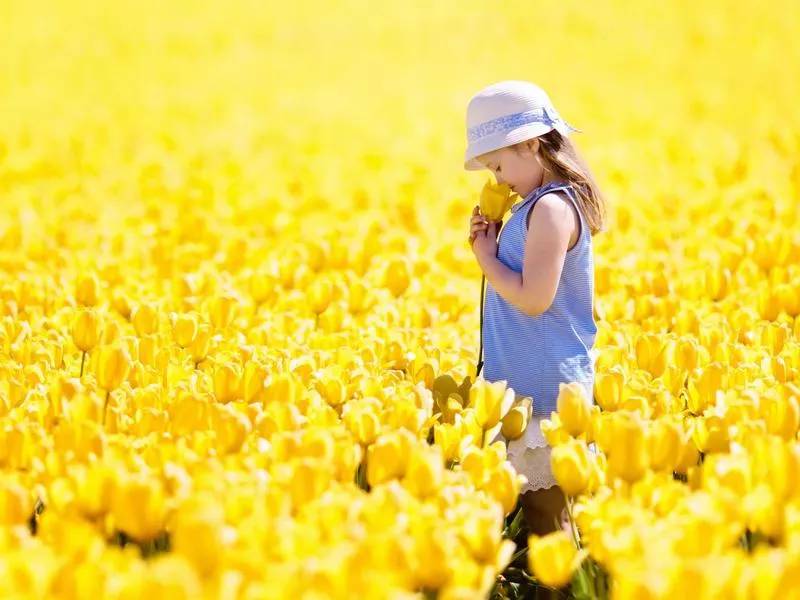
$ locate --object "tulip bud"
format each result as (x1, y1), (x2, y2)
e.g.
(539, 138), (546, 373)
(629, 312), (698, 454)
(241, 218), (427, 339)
(528, 531), (586, 589)
(404, 446), (444, 499)
(556, 382), (592, 437)
(95, 345), (132, 392)
(306, 277), (333, 316)
(172, 498), (226, 575)
(433, 423), (462, 464)
(249, 271), (276, 306)
(479, 179), (514, 222)
(764, 395), (800, 441)
(348, 279), (372, 314)
(501, 396), (532, 441)
(0, 481), (34, 526)
(594, 367), (624, 412)
(649, 418), (686, 472)
(607, 411), (649, 483)
(75, 272), (100, 307)
(131, 303), (159, 337)
(111, 474), (166, 542)
(470, 379), (515, 430)
(243, 362), (268, 403)
(367, 430), (414, 486)
(551, 439), (592, 497)
(171, 313), (199, 348)
(208, 294), (239, 330)
(71, 309), (104, 354)
(483, 462), (523, 515)
(187, 323), (213, 365)
(540, 414), (571, 448)
(345, 407), (381, 446)
(213, 362), (243, 403)
(384, 258), (411, 298)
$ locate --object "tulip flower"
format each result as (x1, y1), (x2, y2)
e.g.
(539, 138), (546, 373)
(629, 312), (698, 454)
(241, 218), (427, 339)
(111, 473), (167, 542)
(171, 312), (199, 348)
(551, 439), (593, 497)
(528, 531), (586, 589)
(556, 382), (592, 437)
(479, 179), (515, 222)
(384, 258), (411, 298)
(75, 272), (100, 307)
(131, 303), (159, 337)
(500, 396), (531, 441)
(71, 308), (104, 376)
(469, 379), (515, 432)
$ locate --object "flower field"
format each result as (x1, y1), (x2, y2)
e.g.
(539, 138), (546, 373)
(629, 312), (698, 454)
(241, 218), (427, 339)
(1, 0), (800, 598)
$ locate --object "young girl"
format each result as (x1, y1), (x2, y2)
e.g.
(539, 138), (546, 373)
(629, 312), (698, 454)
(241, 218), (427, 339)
(465, 80), (605, 536)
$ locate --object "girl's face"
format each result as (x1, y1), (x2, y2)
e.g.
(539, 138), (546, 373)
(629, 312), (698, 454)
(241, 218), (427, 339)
(478, 141), (544, 199)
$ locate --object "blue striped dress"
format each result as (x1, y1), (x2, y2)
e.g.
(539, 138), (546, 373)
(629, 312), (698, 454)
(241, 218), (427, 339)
(482, 181), (596, 417)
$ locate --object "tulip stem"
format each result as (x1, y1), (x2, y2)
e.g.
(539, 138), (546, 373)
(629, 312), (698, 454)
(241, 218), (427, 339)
(103, 391), (110, 424)
(563, 493), (581, 549)
(80, 351), (86, 377)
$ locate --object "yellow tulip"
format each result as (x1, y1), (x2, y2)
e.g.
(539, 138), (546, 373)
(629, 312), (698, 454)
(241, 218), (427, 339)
(367, 430), (413, 486)
(764, 395), (800, 440)
(249, 270), (276, 305)
(187, 322), (213, 364)
(344, 407), (381, 446)
(208, 294), (239, 330)
(306, 277), (333, 315)
(469, 379), (514, 430)
(500, 396), (531, 440)
(404, 446), (444, 499)
(745, 484), (785, 540)
(243, 361), (268, 403)
(131, 303), (159, 337)
(594, 366), (624, 411)
(111, 473), (166, 542)
(528, 531), (585, 589)
(172, 498), (227, 575)
(71, 308), (104, 354)
(95, 345), (132, 392)
(171, 312), (199, 348)
(607, 411), (649, 483)
(347, 279), (373, 314)
(479, 179), (515, 222)
(211, 403), (251, 453)
(540, 413), (571, 447)
(73, 462), (118, 519)
(556, 382), (592, 437)
(551, 438), (592, 497)
(687, 363), (725, 415)
(649, 417), (686, 472)
(213, 362), (243, 403)
(384, 257), (411, 298)
(483, 462), (523, 515)
(0, 480), (33, 526)
(433, 422), (463, 463)
(75, 272), (100, 307)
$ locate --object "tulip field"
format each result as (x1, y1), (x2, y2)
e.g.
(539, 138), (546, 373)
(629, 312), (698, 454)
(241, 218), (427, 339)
(2, 0), (800, 598)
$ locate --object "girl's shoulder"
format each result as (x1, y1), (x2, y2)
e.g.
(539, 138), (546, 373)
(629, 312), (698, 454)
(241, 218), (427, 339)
(525, 183), (581, 234)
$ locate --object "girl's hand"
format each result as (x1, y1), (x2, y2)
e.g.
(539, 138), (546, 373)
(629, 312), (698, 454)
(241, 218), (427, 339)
(469, 205), (499, 263)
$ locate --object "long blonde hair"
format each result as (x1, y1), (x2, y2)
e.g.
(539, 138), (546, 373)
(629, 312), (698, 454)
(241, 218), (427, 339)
(528, 130), (607, 235)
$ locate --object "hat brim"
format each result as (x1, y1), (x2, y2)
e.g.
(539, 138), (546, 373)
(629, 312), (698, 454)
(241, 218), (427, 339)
(463, 122), (580, 171)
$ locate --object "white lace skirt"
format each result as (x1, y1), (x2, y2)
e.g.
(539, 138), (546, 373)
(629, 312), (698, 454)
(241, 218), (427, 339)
(493, 415), (557, 493)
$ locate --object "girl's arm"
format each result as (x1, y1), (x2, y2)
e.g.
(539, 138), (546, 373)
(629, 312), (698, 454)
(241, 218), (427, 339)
(477, 193), (578, 317)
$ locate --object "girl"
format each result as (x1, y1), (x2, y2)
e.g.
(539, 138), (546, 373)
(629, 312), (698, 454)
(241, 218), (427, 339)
(465, 80), (605, 536)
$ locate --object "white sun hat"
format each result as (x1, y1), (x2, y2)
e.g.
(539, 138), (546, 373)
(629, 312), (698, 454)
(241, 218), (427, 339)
(463, 80), (581, 170)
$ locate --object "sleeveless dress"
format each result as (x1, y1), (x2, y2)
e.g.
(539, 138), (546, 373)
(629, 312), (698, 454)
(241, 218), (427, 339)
(483, 181), (597, 492)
